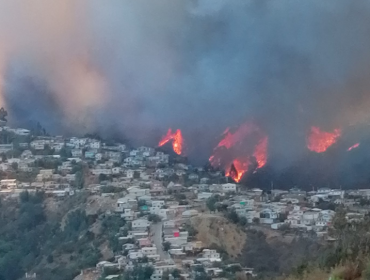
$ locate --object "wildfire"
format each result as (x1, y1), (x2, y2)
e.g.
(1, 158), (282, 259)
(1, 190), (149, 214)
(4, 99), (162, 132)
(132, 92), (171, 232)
(347, 143), (360, 151)
(254, 136), (268, 168)
(216, 122), (258, 149)
(226, 159), (250, 182)
(209, 122), (268, 182)
(307, 126), (341, 153)
(158, 129), (183, 155)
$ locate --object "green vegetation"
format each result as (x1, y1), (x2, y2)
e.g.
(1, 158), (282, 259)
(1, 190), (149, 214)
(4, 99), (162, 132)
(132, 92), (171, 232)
(0, 191), (124, 280)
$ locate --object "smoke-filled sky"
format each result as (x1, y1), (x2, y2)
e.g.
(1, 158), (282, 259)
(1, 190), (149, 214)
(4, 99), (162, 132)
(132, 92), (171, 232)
(2, 0), (370, 163)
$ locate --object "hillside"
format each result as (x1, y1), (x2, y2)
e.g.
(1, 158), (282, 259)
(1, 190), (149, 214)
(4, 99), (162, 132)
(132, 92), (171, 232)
(0, 191), (122, 280)
(191, 214), (246, 258)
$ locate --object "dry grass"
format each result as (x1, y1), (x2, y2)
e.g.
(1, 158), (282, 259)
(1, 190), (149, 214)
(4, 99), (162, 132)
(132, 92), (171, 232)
(277, 268), (330, 280)
(191, 215), (246, 258)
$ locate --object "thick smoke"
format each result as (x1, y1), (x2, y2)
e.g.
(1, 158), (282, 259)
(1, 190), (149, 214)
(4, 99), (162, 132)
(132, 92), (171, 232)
(2, 0), (370, 165)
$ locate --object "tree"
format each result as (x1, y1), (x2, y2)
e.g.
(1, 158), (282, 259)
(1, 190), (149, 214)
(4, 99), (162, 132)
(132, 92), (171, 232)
(20, 191), (30, 203)
(59, 147), (72, 159)
(148, 214), (161, 223)
(123, 265), (154, 280)
(163, 241), (171, 251)
(171, 269), (181, 279)
(47, 254), (54, 263)
(11, 162), (18, 171)
(0, 107), (8, 122)
(99, 173), (109, 182)
(227, 210), (239, 224)
(252, 217), (260, 224)
(239, 216), (247, 226)
(75, 171), (84, 189)
(133, 171), (140, 179)
(206, 197), (216, 212)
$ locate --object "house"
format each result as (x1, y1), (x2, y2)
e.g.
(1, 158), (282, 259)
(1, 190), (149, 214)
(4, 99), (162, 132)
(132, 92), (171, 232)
(188, 174), (199, 181)
(116, 197), (137, 212)
(65, 174), (76, 182)
(149, 208), (169, 220)
(71, 149), (82, 157)
(121, 209), (135, 221)
(126, 170), (135, 179)
(151, 264), (177, 280)
(302, 210), (320, 225)
(39, 169), (54, 179)
(197, 192), (213, 200)
(95, 153), (103, 161)
(209, 184), (222, 192)
(0, 179), (17, 189)
(0, 144), (13, 153)
(85, 151), (96, 159)
(202, 249), (221, 260)
(127, 186), (148, 197)
(13, 128), (31, 136)
(141, 246), (157, 256)
(112, 167), (122, 175)
(21, 150), (33, 159)
(91, 168), (112, 175)
(89, 140), (101, 149)
(222, 183), (237, 193)
(132, 218), (150, 230)
(128, 251), (144, 260)
(138, 146), (155, 157)
(151, 200), (165, 208)
(199, 178), (210, 185)
(30, 141), (45, 150)
(106, 151), (122, 162)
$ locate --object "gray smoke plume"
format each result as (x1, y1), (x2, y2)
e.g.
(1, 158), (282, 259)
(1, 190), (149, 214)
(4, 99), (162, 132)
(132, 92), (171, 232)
(2, 0), (370, 164)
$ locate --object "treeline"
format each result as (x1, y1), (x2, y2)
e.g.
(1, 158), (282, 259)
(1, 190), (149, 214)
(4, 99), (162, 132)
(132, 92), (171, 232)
(0, 191), (114, 280)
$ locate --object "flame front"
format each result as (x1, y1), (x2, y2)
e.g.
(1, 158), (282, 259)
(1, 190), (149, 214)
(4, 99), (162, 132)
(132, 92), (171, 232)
(225, 159), (250, 182)
(254, 136), (268, 168)
(347, 143), (360, 151)
(209, 122), (268, 182)
(158, 129), (183, 155)
(307, 126), (341, 153)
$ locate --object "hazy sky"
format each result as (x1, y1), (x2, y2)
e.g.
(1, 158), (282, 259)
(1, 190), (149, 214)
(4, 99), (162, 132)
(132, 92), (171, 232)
(1, 0), (370, 163)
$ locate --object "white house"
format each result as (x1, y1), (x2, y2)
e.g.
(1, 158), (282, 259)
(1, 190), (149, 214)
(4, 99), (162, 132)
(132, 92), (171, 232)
(151, 264), (177, 280)
(132, 218), (150, 230)
(127, 187), (148, 197)
(141, 246), (157, 256)
(202, 249), (221, 260)
(151, 200), (165, 208)
(222, 183), (237, 193)
(121, 208), (135, 221)
(150, 208), (169, 220)
(197, 192), (213, 200)
(89, 140), (101, 149)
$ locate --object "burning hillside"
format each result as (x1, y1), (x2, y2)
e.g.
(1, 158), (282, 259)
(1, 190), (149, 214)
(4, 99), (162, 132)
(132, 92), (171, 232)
(158, 129), (183, 155)
(307, 126), (341, 153)
(209, 122), (268, 182)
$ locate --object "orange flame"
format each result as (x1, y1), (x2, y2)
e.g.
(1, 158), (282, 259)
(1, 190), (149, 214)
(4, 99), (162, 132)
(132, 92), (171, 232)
(209, 122), (268, 182)
(216, 122), (258, 149)
(307, 126), (341, 153)
(347, 143), (360, 151)
(254, 136), (268, 168)
(158, 129), (183, 155)
(225, 159), (250, 182)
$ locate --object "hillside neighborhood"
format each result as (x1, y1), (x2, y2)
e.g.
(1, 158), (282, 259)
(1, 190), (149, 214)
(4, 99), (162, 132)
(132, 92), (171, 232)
(1, 125), (370, 280)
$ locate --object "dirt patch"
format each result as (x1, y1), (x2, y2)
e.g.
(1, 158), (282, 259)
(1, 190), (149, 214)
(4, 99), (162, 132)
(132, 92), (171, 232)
(85, 195), (116, 215)
(99, 240), (114, 260)
(191, 215), (246, 258)
(249, 224), (295, 244)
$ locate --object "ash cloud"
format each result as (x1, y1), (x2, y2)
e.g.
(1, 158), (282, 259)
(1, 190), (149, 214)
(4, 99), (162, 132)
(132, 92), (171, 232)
(1, 0), (370, 165)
